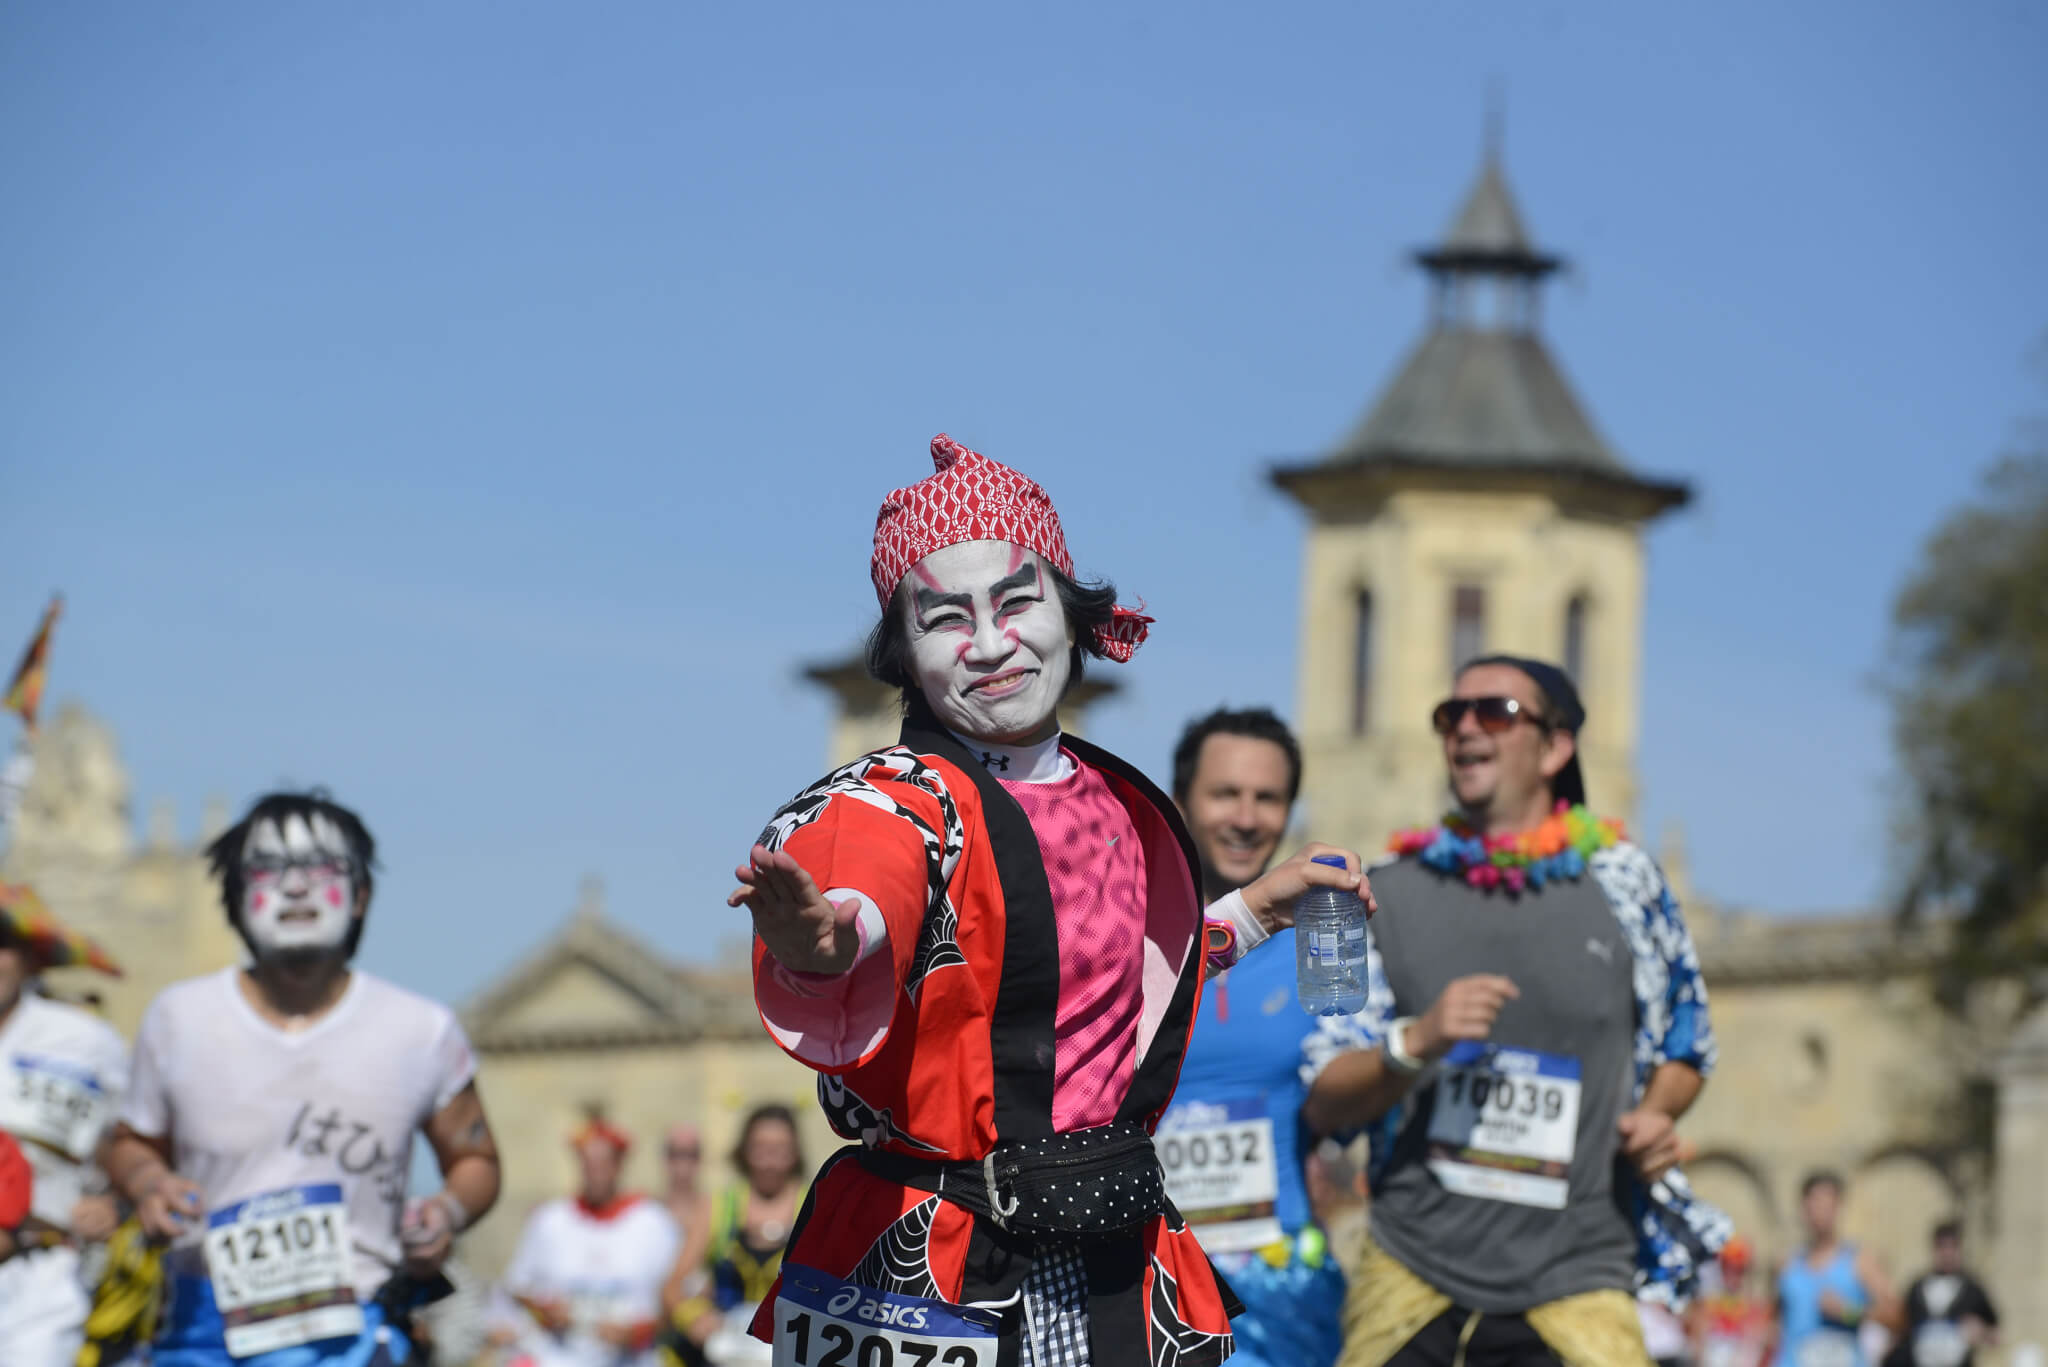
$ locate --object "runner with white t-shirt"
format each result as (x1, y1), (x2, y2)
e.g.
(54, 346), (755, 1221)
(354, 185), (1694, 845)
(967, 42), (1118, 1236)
(105, 792), (503, 1367)
(496, 1120), (680, 1367)
(0, 881), (129, 1367)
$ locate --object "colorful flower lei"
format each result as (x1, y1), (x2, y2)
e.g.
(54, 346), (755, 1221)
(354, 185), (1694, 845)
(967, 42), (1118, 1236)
(1388, 801), (1624, 895)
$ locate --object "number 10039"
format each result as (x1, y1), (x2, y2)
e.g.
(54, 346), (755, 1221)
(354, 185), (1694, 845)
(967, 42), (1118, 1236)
(1442, 1070), (1568, 1122)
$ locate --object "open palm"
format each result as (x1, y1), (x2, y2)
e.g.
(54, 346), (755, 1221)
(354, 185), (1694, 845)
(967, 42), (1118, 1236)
(727, 843), (860, 974)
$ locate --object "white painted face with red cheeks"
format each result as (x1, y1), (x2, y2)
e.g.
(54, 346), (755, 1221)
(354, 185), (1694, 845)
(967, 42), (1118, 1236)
(902, 540), (1074, 745)
(241, 812), (357, 956)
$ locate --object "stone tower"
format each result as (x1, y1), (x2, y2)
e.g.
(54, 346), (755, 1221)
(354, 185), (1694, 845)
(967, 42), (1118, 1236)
(1272, 149), (1689, 853)
(2, 704), (244, 1037)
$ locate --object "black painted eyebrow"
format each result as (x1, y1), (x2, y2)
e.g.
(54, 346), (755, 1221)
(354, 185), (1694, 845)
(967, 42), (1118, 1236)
(914, 587), (974, 616)
(989, 565), (1040, 598)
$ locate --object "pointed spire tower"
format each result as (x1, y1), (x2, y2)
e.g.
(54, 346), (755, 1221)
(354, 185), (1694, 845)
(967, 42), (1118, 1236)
(1272, 145), (1689, 851)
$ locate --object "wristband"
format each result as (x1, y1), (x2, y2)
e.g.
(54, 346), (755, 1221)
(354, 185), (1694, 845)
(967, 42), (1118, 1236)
(1383, 1016), (1426, 1075)
(430, 1189), (473, 1233)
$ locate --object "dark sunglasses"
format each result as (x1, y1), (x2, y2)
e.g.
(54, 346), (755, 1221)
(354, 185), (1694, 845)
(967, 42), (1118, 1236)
(1430, 696), (1549, 737)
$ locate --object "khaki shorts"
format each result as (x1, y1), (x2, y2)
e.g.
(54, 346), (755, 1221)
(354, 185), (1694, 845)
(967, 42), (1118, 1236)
(1337, 1231), (1653, 1367)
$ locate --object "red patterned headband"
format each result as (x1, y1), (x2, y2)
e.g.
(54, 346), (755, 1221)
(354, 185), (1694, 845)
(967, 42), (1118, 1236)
(570, 1118), (633, 1156)
(870, 434), (1152, 662)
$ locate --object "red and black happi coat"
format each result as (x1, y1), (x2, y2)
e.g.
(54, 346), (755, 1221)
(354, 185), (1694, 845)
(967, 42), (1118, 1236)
(745, 703), (1238, 1366)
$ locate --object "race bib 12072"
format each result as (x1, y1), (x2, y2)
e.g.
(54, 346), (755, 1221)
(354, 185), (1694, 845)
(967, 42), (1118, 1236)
(773, 1265), (1001, 1367)
(1155, 1096), (1282, 1254)
(1425, 1042), (1581, 1210)
(204, 1184), (364, 1358)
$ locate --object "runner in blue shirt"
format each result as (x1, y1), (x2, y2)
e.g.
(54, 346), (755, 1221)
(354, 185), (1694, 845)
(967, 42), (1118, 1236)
(1160, 708), (1373, 1367)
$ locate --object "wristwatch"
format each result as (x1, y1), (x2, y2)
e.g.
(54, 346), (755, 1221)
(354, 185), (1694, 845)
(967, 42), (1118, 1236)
(1383, 1016), (1426, 1075)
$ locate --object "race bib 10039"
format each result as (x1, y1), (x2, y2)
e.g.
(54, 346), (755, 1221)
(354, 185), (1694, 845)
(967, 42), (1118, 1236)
(0, 1052), (110, 1160)
(773, 1265), (1001, 1367)
(1155, 1097), (1282, 1254)
(1425, 1042), (1581, 1210)
(204, 1184), (364, 1358)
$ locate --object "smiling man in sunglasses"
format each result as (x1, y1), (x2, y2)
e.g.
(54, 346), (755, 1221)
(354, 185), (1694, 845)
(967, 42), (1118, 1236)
(1305, 657), (1726, 1367)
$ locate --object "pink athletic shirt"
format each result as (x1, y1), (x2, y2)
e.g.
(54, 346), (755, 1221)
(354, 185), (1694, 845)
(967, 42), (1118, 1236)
(997, 756), (1147, 1132)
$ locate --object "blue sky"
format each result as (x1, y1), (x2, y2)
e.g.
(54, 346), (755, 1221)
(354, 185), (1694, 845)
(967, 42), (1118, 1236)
(3, 2), (2043, 1007)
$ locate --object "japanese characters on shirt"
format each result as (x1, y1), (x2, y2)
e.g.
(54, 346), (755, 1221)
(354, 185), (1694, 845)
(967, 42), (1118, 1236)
(120, 967), (476, 1303)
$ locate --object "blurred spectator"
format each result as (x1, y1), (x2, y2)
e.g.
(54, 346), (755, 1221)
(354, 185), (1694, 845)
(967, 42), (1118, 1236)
(495, 1119), (679, 1367)
(1641, 1292), (1691, 1367)
(663, 1104), (806, 1367)
(1880, 1220), (1998, 1367)
(1774, 1172), (1902, 1367)
(659, 1125), (713, 1313)
(1691, 1236), (1772, 1367)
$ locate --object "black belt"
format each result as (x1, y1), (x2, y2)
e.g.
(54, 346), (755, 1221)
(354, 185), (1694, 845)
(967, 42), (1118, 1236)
(858, 1122), (1168, 1240)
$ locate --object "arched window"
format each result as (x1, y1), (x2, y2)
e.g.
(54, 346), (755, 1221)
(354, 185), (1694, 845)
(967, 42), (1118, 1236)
(1563, 593), (1589, 685)
(1450, 584), (1485, 677)
(1351, 589), (1374, 736)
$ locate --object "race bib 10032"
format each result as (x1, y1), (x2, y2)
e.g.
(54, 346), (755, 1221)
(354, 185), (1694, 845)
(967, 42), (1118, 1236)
(1155, 1096), (1282, 1254)
(1425, 1042), (1581, 1210)
(0, 1052), (110, 1160)
(773, 1265), (1001, 1367)
(204, 1184), (364, 1358)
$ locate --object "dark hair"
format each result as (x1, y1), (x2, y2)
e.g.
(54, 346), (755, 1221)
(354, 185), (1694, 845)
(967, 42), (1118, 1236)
(204, 790), (377, 959)
(1932, 1218), (1963, 1244)
(731, 1101), (806, 1181)
(865, 563), (1120, 705)
(1171, 707), (1303, 805)
(1800, 1169), (1844, 1199)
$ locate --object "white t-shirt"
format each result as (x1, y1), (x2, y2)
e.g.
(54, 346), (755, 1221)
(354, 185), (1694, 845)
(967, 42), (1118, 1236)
(120, 967), (476, 1301)
(501, 1196), (680, 1367)
(0, 990), (129, 1228)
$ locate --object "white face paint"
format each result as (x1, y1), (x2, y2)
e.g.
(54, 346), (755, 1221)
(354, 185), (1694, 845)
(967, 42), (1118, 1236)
(902, 540), (1074, 745)
(240, 813), (358, 956)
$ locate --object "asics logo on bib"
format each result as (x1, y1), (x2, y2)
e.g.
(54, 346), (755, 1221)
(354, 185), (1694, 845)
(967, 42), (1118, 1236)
(824, 1285), (930, 1331)
(241, 1187), (317, 1219)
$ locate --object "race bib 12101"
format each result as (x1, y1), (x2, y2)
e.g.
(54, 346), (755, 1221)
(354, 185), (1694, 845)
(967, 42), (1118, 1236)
(1425, 1042), (1581, 1210)
(204, 1184), (364, 1358)
(1155, 1096), (1282, 1254)
(773, 1265), (1001, 1367)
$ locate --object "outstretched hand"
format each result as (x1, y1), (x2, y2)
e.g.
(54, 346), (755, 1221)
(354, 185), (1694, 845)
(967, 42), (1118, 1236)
(1240, 842), (1376, 933)
(728, 844), (862, 975)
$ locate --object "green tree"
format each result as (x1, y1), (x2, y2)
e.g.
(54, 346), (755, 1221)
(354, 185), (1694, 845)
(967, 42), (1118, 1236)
(1888, 369), (2048, 1006)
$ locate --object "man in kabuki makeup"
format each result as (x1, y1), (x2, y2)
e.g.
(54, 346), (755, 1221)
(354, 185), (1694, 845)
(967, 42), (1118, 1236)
(105, 792), (502, 1367)
(727, 435), (1376, 1367)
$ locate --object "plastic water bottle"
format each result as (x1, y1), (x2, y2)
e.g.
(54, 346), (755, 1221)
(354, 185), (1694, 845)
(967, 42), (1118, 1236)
(1295, 854), (1367, 1016)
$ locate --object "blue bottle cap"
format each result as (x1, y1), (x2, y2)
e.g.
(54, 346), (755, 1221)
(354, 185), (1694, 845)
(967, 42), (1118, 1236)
(1311, 854), (1349, 869)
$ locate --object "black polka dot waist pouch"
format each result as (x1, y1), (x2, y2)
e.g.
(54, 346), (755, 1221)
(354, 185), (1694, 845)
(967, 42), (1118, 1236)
(863, 1122), (1168, 1239)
